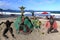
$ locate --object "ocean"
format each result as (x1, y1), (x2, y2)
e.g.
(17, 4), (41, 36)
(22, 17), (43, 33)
(0, 12), (60, 18)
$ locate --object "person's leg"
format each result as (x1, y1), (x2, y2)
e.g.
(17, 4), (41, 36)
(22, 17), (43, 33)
(37, 26), (40, 32)
(53, 29), (58, 32)
(47, 27), (53, 34)
(3, 28), (9, 38)
(19, 25), (23, 31)
(23, 25), (32, 35)
(47, 28), (50, 34)
(9, 27), (15, 38)
(38, 26), (41, 31)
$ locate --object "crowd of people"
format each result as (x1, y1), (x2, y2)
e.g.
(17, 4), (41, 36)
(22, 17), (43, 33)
(0, 16), (59, 39)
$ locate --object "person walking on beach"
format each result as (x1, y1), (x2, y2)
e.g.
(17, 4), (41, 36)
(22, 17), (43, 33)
(0, 20), (15, 39)
(45, 16), (58, 34)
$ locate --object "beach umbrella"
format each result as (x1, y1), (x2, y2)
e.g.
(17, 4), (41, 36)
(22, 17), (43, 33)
(38, 12), (51, 19)
(42, 12), (48, 14)
(39, 12), (51, 16)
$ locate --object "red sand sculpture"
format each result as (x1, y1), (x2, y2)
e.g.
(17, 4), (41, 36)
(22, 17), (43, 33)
(45, 16), (58, 33)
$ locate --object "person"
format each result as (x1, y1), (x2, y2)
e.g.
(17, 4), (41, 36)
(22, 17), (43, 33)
(19, 16), (33, 34)
(32, 16), (41, 32)
(19, 16), (25, 32)
(45, 16), (58, 34)
(0, 20), (15, 39)
(24, 16), (33, 33)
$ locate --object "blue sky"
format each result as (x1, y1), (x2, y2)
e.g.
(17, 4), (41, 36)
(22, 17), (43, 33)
(0, 0), (60, 11)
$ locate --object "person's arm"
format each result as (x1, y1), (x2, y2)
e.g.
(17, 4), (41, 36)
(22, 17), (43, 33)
(0, 22), (5, 25)
(11, 21), (14, 24)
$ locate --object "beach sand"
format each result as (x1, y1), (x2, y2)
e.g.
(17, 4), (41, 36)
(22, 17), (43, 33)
(0, 17), (60, 40)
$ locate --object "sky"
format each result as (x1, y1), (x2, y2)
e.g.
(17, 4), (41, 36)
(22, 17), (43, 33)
(0, 0), (60, 11)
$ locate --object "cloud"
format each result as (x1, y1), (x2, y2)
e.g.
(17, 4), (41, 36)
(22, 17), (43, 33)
(0, 1), (12, 10)
(0, 0), (23, 10)
(45, 0), (56, 3)
(29, 0), (56, 4)
(0, 1), (9, 6)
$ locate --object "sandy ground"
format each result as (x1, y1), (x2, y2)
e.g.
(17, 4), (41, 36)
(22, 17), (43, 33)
(0, 17), (60, 40)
